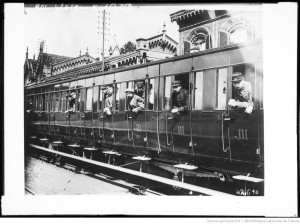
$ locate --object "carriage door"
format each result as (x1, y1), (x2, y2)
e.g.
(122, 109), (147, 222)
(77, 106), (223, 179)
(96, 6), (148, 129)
(171, 73), (192, 154)
(131, 80), (147, 148)
(160, 73), (192, 154)
(191, 69), (228, 158)
(92, 76), (104, 143)
(228, 63), (259, 163)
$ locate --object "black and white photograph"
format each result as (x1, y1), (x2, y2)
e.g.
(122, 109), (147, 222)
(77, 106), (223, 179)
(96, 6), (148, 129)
(2, 3), (298, 216)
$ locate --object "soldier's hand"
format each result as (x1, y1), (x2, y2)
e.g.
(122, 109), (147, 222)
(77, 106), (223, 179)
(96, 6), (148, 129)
(245, 105), (253, 114)
(132, 108), (139, 113)
(171, 108), (179, 113)
(228, 99), (238, 107)
(106, 109), (112, 115)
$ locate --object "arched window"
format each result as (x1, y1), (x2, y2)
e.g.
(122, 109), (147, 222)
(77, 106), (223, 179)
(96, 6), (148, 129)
(220, 17), (253, 46)
(185, 27), (211, 53)
(229, 25), (249, 44)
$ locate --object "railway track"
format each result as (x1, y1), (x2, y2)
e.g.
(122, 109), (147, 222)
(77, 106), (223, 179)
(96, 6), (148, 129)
(26, 153), (165, 195)
(26, 144), (233, 196)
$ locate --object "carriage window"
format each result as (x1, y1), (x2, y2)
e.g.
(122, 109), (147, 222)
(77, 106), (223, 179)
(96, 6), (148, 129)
(148, 79), (155, 110)
(125, 82), (133, 110)
(60, 92), (66, 112)
(203, 69), (217, 110)
(115, 84), (120, 111)
(77, 90), (81, 111)
(55, 92), (60, 112)
(232, 63), (255, 106)
(98, 86), (103, 111)
(194, 71), (204, 110)
(164, 76), (171, 110)
(41, 94), (46, 111)
(45, 94), (49, 112)
(67, 90), (76, 111)
(86, 88), (93, 111)
(93, 86), (99, 111)
(216, 68), (228, 110)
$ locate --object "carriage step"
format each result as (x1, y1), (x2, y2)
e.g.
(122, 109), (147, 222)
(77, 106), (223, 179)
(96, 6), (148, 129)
(233, 175), (264, 183)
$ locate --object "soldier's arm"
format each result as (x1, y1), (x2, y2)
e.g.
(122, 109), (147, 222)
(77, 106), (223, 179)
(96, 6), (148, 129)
(236, 83), (253, 108)
(178, 90), (189, 112)
(136, 97), (145, 111)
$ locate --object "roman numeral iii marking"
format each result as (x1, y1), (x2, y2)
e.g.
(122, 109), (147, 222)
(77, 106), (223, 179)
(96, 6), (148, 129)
(238, 129), (248, 140)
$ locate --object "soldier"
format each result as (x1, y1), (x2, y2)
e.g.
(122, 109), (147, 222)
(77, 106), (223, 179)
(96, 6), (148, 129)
(125, 88), (144, 113)
(134, 81), (145, 99)
(66, 91), (76, 112)
(102, 85), (114, 116)
(170, 80), (189, 115)
(228, 72), (253, 114)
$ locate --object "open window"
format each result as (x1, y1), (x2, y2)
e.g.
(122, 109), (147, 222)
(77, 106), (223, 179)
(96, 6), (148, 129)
(85, 87), (93, 111)
(163, 76), (172, 110)
(231, 63), (256, 107)
(148, 79), (155, 110)
(115, 83), (120, 111)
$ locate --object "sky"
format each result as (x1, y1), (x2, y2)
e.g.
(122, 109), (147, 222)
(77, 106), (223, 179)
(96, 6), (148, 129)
(24, 4), (185, 59)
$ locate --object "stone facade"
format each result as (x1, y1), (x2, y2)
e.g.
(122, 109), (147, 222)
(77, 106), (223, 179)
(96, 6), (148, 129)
(170, 10), (262, 55)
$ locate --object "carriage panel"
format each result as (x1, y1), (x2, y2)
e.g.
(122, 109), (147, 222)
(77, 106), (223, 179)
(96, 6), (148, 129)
(193, 51), (229, 71)
(160, 58), (193, 76)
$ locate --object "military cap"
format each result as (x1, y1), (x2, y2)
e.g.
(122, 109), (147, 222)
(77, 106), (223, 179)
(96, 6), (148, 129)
(172, 80), (182, 87)
(125, 88), (134, 93)
(231, 72), (243, 82)
(135, 81), (145, 88)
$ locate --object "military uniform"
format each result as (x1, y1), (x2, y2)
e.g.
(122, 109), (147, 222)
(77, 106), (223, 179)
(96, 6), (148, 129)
(232, 81), (253, 108)
(104, 93), (114, 111)
(171, 88), (189, 112)
(128, 94), (144, 112)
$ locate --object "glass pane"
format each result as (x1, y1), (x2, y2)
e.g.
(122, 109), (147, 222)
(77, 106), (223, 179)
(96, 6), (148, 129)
(55, 92), (60, 112)
(148, 79), (155, 110)
(93, 86), (99, 111)
(77, 89), (81, 111)
(86, 88), (93, 111)
(194, 72), (203, 110)
(164, 76), (171, 110)
(115, 84), (120, 110)
(61, 92), (66, 112)
(41, 94), (45, 111)
(98, 86), (103, 111)
(216, 68), (228, 110)
(86, 78), (94, 87)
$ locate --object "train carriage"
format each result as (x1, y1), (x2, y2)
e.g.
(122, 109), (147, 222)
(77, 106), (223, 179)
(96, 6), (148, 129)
(24, 9), (264, 193)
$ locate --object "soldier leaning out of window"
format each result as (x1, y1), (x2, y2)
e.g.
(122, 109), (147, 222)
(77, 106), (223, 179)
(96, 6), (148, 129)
(66, 91), (76, 112)
(134, 81), (145, 99)
(125, 88), (144, 113)
(170, 80), (189, 117)
(102, 85), (114, 116)
(228, 72), (253, 114)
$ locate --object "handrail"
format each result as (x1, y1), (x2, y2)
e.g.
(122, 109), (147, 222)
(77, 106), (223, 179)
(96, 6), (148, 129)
(127, 113), (134, 142)
(165, 114), (173, 149)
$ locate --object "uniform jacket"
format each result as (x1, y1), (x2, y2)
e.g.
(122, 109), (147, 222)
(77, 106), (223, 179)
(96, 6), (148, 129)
(233, 81), (253, 108)
(171, 88), (189, 112)
(104, 93), (114, 110)
(128, 94), (144, 112)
